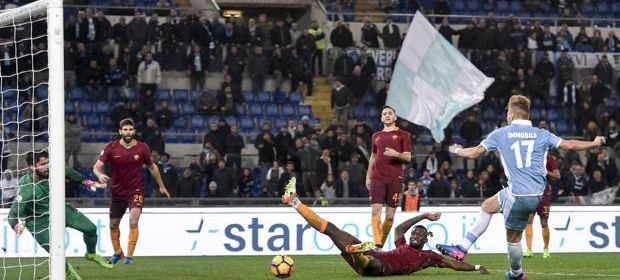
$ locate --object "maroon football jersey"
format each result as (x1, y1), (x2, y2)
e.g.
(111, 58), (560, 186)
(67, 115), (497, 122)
(99, 139), (153, 198)
(370, 129), (412, 180)
(367, 236), (444, 275)
(544, 155), (558, 196)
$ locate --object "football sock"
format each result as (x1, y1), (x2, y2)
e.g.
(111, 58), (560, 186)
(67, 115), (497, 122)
(351, 253), (370, 269)
(525, 224), (533, 251)
(542, 226), (550, 249)
(127, 227), (139, 257)
(461, 211), (492, 250)
(380, 219), (393, 247)
(371, 216), (382, 247)
(507, 242), (523, 276)
(110, 229), (122, 255)
(296, 203), (328, 233)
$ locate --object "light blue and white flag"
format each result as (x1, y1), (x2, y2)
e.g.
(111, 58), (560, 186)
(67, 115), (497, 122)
(387, 11), (494, 142)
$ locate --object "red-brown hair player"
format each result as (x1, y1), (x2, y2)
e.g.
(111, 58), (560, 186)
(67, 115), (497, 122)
(93, 118), (170, 265)
(365, 105), (412, 250)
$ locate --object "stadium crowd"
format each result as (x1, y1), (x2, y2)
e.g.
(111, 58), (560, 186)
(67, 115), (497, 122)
(0, 1), (618, 206)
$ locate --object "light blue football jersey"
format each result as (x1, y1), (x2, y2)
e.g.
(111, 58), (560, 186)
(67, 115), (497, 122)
(481, 119), (562, 196)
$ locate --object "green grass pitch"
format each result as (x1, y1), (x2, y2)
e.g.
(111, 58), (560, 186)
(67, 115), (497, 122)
(1, 253), (619, 279)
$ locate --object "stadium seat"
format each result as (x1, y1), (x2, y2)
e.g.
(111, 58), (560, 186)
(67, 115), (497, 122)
(496, 0), (508, 12)
(78, 101), (93, 113)
(173, 89), (189, 102)
(155, 89), (171, 100)
(289, 91), (302, 104)
(256, 91), (271, 103)
(596, 2), (609, 13)
(546, 109), (559, 122)
(181, 103), (195, 115)
(366, 106), (379, 118)
(354, 105), (366, 118)
(466, 0), (480, 11)
(256, 117), (272, 128)
(163, 128), (177, 143)
(173, 117), (188, 129)
(242, 91), (255, 103)
(86, 115), (101, 127)
(510, 1), (523, 12)
(265, 104), (279, 116)
(363, 92), (376, 105)
(65, 101), (76, 114)
(612, 2), (620, 14)
(274, 117), (287, 129)
(249, 103), (263, 116)
(190, 115), (204, 129)
(297, 105), (311, 116)
(240, 116), (254, 131)
(280, 104), (295, 116)
(125, 88), (138, 100)
(190, 89), (201, 101)
(36, 85), (48, 100)
(582, 3), (594, 15)
(224, 115), (238, 126)
(94, 101), (109, 113)
(235, 104), (246, 115)
(70, 87), (85, 100)
(273, 91), (288, 104)
(452, 0), (465, 11)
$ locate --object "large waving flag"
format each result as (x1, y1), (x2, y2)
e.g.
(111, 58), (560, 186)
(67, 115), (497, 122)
(387, 11), (494, 142)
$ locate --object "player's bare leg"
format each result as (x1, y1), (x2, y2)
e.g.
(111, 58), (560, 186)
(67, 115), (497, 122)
(109, 217), (125, 264)
(524, 213), (535, 258)
(541, 217), (550, 259)
(125, 207), (142, 265)
(437, 193), (498, 261)
(370, 203), (383, 249)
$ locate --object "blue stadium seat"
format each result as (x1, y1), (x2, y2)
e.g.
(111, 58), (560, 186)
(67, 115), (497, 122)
(274, 118), (287, 129)
(78, 100), (93, 113)
(297, 105), (311, 116)
(36, 85), (48, 100)
(354, 105), (366, 118)
(530, 108), (541, 120)
(224, 115), (238, 126)
(80, 129), (93, 142)
(265, 104), (279, 116)
(242, 91), (255, 103)
(65, 101), (76, 114)
(173, 117), (188, 129)
(173, 89), (189, 102)
(546, 108), (559, 121)
(249, 103), (263, 115)
(363, 92), (376, 105)
(556, 120), (569, 136)
(235, 104), (246, 115)
(366, 106), (379, 118)
(181, 103), (195, 115)
(452, 0), (465, 11)
(273, 91), (288, 104)
(256, 91), (271, 103)
(256, 117), (272, 128)
(466, 0), (480, 11)
(163, 128), (177, 143)
(510, 1), (523, 12)
(190, 115), (204, 129)
(155, 89), (171, 100)
(240, 116), (254, 131)
(612, 2), (620, 14)
(190, 89), (201, 101)
(496, 0), (508, 12)
(582, 3), (594, 15)
(289, 91), (302, 104)
(280, 104), (295, 116)
(70, 87), (85, 100)
(94, 101), (109, 113)
(125, 88), (138, 100)
(86, 115), (101, 127)
(596, 2), (609, 13)
(102, 115), (114, 128)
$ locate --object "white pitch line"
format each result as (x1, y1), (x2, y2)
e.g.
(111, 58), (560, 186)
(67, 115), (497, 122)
(489, 269), (620, 278)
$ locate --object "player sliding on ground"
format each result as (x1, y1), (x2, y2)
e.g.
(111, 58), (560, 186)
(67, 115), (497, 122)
(435, 95), (607, 280)
(93, 118), (170, 265)
(8, 150), (113, 280)
(281, 177), (489, 276)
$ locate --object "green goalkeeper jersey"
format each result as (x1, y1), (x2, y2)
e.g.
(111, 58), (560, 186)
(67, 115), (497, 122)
(7, 166), (84, 228)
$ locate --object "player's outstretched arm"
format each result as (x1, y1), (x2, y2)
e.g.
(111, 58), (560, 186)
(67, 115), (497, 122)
(439, 258), (489, 274)
(365, 153), (375, 190)
(394, 213), (441, 240)
(559, 136), (606, 151)
(448, 144), (486, 159)
(147, 163), (170, 198)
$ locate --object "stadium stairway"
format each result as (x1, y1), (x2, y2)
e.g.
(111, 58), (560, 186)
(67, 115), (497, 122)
(304, 76), (334, 127)
(354, 0), (384, 22)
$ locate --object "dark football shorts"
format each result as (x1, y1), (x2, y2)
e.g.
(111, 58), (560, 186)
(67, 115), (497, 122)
(370, 177), (402, 208)
(109, 192), (144, 219)
(535, 191), (551, 219)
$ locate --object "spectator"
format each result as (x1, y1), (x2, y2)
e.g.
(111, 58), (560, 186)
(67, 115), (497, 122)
(422, 151), (439, 176)
(110, 102), (130, 127)
(461, 170), (478, 197)
(1, 169), (18, 203)
(353, 136), (370, 168)
(308, 20), (326, 76)
(155, 100), (174, 129)
(418, 169), (433, 197)
(255, 122), (276, 182)
(586, 169), (609, 195)
(126, 11), (148, 50)
(137, 52), (161, 95)
(275, 126), (294, 164)
(288, 22), (302, 49)
(603, 30), (620, 52)
(344, 154), (367, 198)
(104, 57), (127, 103)
(187, 44), (209, 91)
(64, 114), (82, 169)
(534, 52), (555, 94)
(266, 160), (285, 196)
(457, 20), (477, 53)
(296, 29), (316, 70)
(331, 78), (352, 125)
(145, 129), (166, 155)
(563, 163), (588, 197)
(428, 172), (449, 198)
(556, 50), (575, 99)
(335, 169), (352, 199)
(204, 120), (228, 156)
(225, 124), (245, 173)
(593, 55), (613, 86)
(459, 113), (483, 148)
(330, 21), (353, 49)
(287, 49), (313, 98)
(381, 18), (401, 48)
(316, 149), (335, 186)
(270, 19), (291, 48)
(573, 27), (593, 52)
(333, 50), (355, 84)
(591, 29), (604, 52)
(247, 45), (269, 92)
(248, 17), (264, 46)
(320, 173), (338, 204)
(586, 150), (618, 185)
(83, 59), (103, 99)
(294, 138), (321, 197)
(157, 153), (178, 197)
(538, 26), (556, 51)
(223, 45), (245, 85)
(212, 159), (238, 197)
(448, 179), (462, 199)
(438, 18), (456, 44)
(589, 74), (610, 109)
(402, 180), (420, 211)
(361, 17), (380, 48)
(112, 16), (129, 54)
(205, 181), (223, 198)
(217, 84), (238, 115)
(278, 160), (301, 195)
(195, 89), (219, 114)
(433, 0), (451, 23)
(238, 168), (255, 198)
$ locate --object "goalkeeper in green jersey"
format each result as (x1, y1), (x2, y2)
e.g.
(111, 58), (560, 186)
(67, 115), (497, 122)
(8, 150), (113, 280)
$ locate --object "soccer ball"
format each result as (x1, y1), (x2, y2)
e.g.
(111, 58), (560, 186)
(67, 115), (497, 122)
(270, 255), (295, 278)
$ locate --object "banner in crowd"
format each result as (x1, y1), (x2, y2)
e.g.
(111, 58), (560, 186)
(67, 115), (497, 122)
(545, 51), (620, 69)
(343, 48), (398, 82)
(1, 206), (619, 257)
